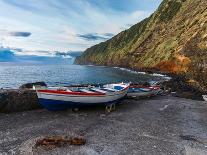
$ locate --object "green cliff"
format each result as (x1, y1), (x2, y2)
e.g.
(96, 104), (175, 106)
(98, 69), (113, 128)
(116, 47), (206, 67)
(75, 0), (207, 88)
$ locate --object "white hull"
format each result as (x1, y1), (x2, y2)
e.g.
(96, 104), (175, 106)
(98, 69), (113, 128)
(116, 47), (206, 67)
(37, 90), (127, 104)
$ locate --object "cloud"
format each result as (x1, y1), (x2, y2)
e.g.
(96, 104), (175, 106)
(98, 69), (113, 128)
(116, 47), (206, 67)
(0, 29), (31, 37)
(0, 47), (16, 62)
(66, 51), (83, 57)
(55, 51), (83, 58)
(0, 47), (76, 64)
(9, 31), (31, 37)
(2, 0), (40, 12)
(55, 51), (72, 58)
(77, 33), (113, 41)
(77, 33), (106, 41)
(0, 0), (162, 52)
(104, 33), (114, 37)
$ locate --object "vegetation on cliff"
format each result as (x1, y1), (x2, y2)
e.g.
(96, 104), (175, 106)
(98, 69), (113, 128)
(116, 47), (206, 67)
(75, 0), (207, 89)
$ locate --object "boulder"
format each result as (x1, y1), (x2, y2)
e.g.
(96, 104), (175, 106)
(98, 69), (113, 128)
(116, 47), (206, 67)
(161, 75), (204, 100)
(19, 82), (47, 90)
(0, 89), (42, 113)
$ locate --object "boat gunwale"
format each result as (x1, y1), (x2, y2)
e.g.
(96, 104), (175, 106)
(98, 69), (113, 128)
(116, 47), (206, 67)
(37, 91), (128, 98)
(37, 89), (105, 96)
(129, 85), (160, 89)
(37, 85), (129, 96)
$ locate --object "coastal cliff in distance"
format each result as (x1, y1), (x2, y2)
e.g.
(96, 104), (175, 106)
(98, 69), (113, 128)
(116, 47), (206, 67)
(75, 0), (207, 88)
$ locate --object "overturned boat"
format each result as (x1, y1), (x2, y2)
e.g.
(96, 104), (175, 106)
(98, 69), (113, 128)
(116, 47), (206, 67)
(35, 83), (129, 111)
(127, 84), (161, 98)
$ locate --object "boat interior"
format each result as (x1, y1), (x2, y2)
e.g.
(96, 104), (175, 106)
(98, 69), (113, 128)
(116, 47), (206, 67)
(46, 83), (126, 94)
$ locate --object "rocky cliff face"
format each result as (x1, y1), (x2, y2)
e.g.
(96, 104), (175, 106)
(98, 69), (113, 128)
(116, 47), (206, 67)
(75, 0), (207, 87)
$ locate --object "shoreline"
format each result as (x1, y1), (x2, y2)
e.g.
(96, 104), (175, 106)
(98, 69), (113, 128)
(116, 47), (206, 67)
(78, 64), (206, 99)
(78, 64), (172, 77)
(0, 69), (205, 113)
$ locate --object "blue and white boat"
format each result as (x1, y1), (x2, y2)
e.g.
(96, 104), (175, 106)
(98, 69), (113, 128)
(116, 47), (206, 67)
(36, 83), (129, 111)
(127, 84), (161, 97)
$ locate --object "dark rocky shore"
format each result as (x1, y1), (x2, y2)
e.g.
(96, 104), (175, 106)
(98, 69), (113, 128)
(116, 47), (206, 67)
(1, 96), (207, 154)
(0, 82), (46, 113)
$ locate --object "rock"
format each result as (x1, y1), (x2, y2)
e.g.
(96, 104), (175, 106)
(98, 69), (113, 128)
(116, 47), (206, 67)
(19, 82), (47, 90)
(160, 75), (204, 100)
(0, 89), (42, 113)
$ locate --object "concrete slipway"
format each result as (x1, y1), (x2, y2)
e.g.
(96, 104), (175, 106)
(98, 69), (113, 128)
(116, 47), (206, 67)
(1, 96), (207, 155)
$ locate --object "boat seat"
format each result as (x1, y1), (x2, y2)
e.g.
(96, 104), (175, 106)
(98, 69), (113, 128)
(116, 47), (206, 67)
(114, 86), (124, 90)
(79, 89), (96, 93)
(91, 88), (107, 93)
(57, 87), (69, 91)
(102, 87), (117, 92)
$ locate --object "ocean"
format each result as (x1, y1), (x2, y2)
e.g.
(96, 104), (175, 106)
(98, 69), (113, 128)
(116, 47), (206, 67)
(0, 64), (169, 88)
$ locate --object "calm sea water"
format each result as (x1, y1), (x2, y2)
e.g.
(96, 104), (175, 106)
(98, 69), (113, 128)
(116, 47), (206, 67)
(0, 64), (168, 88)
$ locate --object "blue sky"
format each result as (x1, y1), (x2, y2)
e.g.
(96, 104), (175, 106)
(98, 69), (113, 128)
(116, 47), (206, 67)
(0, 0), (162, 56)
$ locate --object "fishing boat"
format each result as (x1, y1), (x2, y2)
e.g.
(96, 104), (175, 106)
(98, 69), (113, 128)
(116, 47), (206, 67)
(202, 95), (207, 101)
(127, 84), (161, 98)
(35, 83), (129, 111)
(151, 86), (163, 95)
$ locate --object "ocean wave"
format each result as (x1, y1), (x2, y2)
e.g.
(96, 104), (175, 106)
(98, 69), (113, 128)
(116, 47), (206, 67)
(114, 67), (147, 75)
(152, 73), (165, 77)
(114, 67), (141, 74)
(113, 66), (171, 80)
(86, 65), (108, 68)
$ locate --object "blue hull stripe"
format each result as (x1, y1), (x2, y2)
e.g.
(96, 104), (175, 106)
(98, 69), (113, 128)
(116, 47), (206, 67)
(39, 98), (123, 111)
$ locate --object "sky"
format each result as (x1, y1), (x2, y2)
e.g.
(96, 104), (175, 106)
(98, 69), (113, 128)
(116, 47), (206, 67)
(0, 0), (162, 56)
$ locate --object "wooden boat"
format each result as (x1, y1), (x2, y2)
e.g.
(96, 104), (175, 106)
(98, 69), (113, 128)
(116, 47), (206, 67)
(35, 83), (129, 111)
(202, 95), (207, 101)
(127, 84), (161, 98)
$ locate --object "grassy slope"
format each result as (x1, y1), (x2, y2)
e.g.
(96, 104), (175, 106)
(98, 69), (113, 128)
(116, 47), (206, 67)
(75, 0), (207, 86)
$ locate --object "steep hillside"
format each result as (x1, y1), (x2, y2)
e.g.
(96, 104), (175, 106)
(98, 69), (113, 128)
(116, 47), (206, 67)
(75, 0), (207, 87)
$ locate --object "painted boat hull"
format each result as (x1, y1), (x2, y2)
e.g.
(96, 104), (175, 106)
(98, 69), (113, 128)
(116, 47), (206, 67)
(151, 87), (163, 96)
(127, 86), (161, 97)
(38, 98), (123, 111)
(127, 91), (153, 97)
(36, 85), (129, 111)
